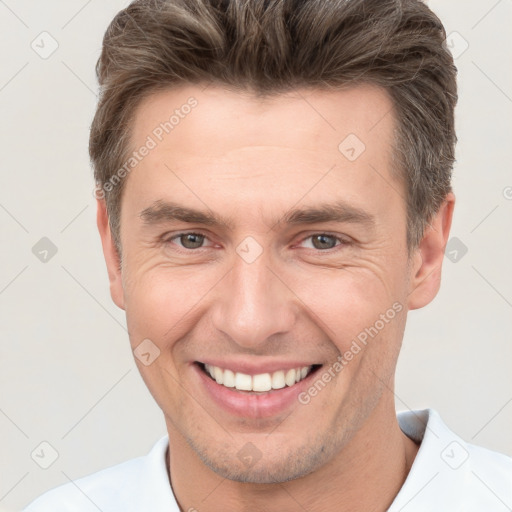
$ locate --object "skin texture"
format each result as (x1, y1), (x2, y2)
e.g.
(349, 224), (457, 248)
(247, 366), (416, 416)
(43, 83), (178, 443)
(97, 84), (454, 512)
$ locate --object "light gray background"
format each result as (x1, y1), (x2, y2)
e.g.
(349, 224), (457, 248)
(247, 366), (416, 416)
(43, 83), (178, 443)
(0, 1), (511, 510)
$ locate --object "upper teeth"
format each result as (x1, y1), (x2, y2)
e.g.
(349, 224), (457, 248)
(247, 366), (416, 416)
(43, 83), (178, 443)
(204, 364), (312, 392)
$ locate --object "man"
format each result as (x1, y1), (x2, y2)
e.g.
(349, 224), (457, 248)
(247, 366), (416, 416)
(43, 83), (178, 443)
(24, 0), (512, 510)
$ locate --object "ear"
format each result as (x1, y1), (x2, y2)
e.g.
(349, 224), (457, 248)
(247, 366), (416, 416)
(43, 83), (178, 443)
(96, 199), (125, 310)
(407, 192), (455, 310)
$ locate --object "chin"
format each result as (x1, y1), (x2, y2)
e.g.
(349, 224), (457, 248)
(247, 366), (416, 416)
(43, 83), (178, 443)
(188, 432), (338, 484)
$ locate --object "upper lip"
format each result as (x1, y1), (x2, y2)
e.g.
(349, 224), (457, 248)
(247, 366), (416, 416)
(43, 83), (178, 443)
(196, 359), (321, 375)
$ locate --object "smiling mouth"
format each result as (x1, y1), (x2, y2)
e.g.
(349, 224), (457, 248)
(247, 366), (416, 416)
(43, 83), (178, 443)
(196, 362), (322, 393)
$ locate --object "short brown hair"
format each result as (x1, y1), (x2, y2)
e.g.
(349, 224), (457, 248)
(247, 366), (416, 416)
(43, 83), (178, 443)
(90, 0), (457, 253)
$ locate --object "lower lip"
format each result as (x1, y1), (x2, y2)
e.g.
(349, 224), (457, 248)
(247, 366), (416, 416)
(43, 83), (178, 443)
(193, 364), (320, 419)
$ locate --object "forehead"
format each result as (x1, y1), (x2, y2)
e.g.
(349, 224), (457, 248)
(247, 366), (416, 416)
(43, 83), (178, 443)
(130, 83), (396, 162)
(123, 83), (403, 230)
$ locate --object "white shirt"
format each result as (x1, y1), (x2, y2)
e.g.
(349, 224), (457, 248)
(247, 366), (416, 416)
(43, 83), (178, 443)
(24, 409), (512, 511)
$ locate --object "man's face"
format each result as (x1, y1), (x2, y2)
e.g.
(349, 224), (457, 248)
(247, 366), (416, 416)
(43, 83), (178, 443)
(104, 84), (423, 482)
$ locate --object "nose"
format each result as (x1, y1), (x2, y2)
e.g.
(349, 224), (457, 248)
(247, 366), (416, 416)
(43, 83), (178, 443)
(211, 246), (297, 350)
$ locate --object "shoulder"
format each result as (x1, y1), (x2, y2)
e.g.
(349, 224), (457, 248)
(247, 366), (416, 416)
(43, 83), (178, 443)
(23, 454), (150, 512)
(23, 436), (172, 512)
(464, 441), (512, 508)
(392, 409), (512, 511)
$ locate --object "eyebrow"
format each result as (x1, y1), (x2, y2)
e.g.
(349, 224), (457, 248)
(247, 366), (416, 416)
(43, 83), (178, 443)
(140, 200), (234, 229)
(282, 202), (374, 227)
(139, 199), (375, 230)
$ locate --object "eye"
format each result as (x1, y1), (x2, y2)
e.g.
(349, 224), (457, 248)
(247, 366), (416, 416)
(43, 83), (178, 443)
(166, 232), (211, 250)
(161, 232), (347, 253)
(299, 233), (344, 250)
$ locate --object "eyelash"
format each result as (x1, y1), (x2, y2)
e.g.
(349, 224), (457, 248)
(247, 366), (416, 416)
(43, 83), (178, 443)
(162, 231), (349, 253)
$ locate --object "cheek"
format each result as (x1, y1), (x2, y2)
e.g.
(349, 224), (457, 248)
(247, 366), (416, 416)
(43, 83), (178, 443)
(287, 265), (404, 347)
(286, 264), (408, 396)
(121, 264), (221, 413)
(121, 263), (220, 349)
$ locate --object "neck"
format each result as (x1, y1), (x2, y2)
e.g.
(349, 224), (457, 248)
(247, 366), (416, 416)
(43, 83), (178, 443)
(166, 401), (419, 512)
